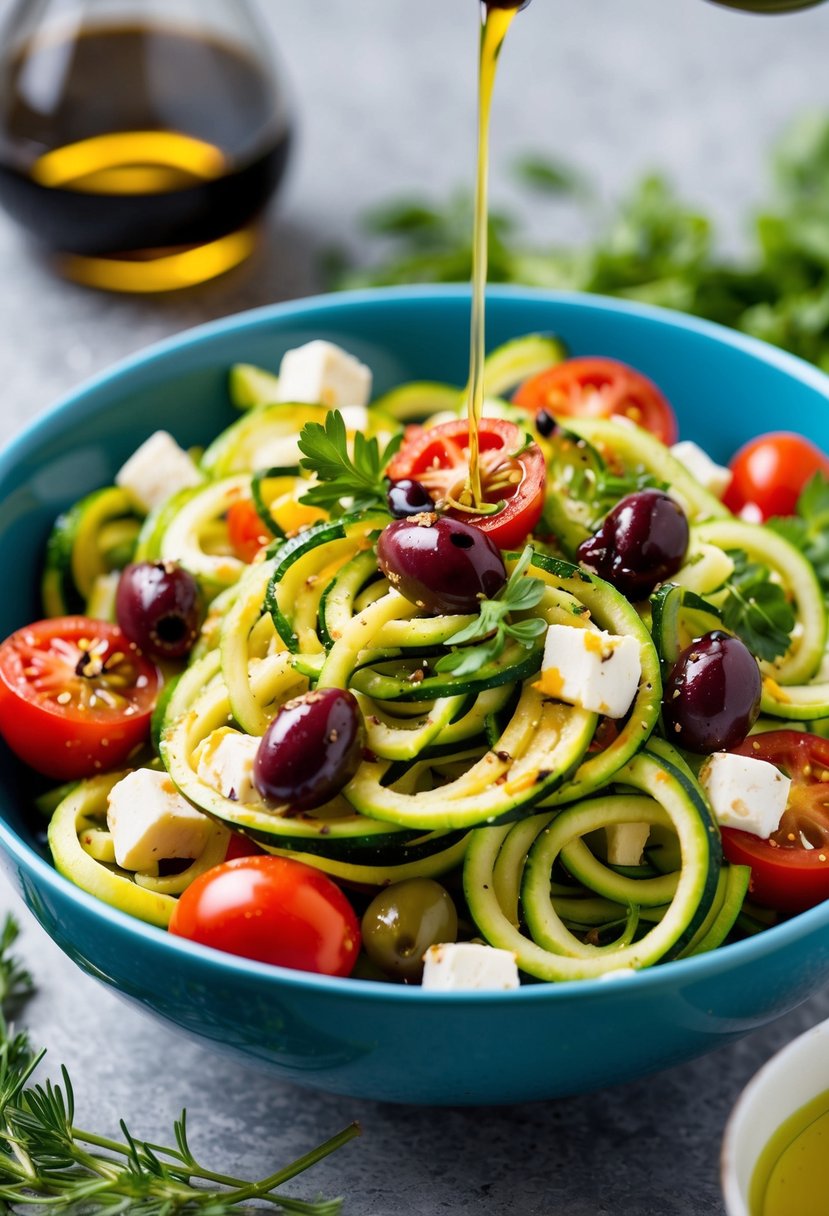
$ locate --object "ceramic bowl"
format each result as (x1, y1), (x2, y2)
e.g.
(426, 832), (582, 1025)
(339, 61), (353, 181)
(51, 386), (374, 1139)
(3, 286), (829, 1105)
(722, 1017), (829, 1215)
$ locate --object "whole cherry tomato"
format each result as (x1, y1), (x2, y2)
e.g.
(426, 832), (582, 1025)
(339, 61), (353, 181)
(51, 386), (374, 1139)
(723, 432), (829, 521)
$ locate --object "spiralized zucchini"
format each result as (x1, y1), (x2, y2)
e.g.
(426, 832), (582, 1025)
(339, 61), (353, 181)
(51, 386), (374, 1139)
(40, 337), (829, 984)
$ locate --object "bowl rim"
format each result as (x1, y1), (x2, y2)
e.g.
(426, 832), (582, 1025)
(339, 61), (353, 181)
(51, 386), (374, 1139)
(720, 1015), (829, 1216)
(4, 283), (829, 1003)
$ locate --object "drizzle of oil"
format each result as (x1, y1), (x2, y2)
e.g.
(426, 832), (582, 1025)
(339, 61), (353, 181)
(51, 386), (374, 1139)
(463, 3), (518, 508)
(749, 1089), (829, 1216)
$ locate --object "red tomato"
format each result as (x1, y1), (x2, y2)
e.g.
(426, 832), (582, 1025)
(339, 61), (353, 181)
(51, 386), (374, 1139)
(227, 499), (272, 563)
(169, 855), (361, 976)
(512, 357), (678, 446)
(386, 418), (546, 549)
(223, 832), (264, 862)
(720, 732), (829, 913)
(0, 617), (159, 780)
(723, 432), (829, 521)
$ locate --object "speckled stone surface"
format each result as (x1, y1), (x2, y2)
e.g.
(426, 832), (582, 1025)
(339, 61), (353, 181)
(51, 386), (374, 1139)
(3, 0), (829, 1211)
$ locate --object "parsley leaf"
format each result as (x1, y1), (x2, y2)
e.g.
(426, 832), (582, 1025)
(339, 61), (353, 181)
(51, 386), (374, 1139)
(297, 410), (402, 513)
(719, 549), (796, 663)
(767, 472), (829, 598)
(434, 547), (547, 676)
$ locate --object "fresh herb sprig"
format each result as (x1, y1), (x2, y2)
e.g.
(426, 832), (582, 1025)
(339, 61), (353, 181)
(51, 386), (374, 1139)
(719, 550), (796, 663)
(767, 472), (829, 599)
(0, 915), (357, 1214)
(434, 547), (547, 677)
(297, 410), (402, 514)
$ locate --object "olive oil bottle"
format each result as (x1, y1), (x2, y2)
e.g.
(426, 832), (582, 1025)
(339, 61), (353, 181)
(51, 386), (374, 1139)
(0, 1), (291, 292)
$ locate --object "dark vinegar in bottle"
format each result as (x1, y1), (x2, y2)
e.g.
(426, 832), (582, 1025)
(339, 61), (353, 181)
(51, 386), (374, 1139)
(0, 24), (291, 291)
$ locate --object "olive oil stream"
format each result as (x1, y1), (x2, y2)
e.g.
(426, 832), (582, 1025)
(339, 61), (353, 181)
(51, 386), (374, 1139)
(464, 1), (520, 509)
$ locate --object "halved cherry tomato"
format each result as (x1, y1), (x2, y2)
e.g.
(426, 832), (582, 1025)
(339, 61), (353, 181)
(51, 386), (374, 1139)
(0, 617), (159, 780)
(227, 499), (272, 563)
(723, 433), (829, 521)
(512, 357), (678, 446)
(169, 855), (361, 976)
(386, 418), (546, 549)
(720, 731), (829, 913)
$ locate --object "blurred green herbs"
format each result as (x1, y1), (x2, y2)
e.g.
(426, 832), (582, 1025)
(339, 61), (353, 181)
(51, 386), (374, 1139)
(327, 112), (829, 374)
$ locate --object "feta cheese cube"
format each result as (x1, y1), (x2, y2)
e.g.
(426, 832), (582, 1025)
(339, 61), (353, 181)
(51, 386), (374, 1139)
(107, 768), (212, 871)
(421, 943), (519, 991)
(536, 625), (641, 719)
(196, 728), (260, 803)
(115, 431), (202, 513)
(670, 440), (732, 500)
(699, 751), (791, 839)
(275, 340), (372, 409)
(606, 822), (650, 867)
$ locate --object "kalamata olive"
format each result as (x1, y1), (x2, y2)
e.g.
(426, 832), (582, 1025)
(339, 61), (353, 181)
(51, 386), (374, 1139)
(534, 409), (557, 439)
(361, 878), (458, 982)
(386, 478), (434, 518)
(254, 688), (365, 810)
(662, 630), (762, 753)
(576, 489), (689, 600)
(377, 515), (507, 614)
(115, 560), (203, 660)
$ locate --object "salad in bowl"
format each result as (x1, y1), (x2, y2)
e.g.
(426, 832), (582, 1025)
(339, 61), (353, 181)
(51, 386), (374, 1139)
(4, 299), (829, 997)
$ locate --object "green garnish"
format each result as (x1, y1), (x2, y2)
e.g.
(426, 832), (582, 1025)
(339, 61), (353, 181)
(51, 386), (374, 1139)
(327, 113), (829, 374)
(719, 550), (796, 663)
(434, 546), (547, 677)
(297, 410), (402, 514)
(0, 914), (357, 1214)
(767, 472), (829, 599)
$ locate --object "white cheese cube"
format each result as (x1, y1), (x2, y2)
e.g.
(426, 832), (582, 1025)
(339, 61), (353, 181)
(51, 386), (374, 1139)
(606, 822), (650, 867)
(107, 768), (212, 871)
(421, 943), (520, 991)
(115, 430), (202, 513)
(275, 340), (372, 409)
(699, 751), (791, 839)
(536, 625), (641, 719)
(196, 728), (260, 803)
(670, 440), (732, 500)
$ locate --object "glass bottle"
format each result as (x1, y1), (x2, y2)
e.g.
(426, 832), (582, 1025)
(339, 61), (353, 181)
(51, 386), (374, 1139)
(0, 0), (292, 292)
(705, 1), (826, 11)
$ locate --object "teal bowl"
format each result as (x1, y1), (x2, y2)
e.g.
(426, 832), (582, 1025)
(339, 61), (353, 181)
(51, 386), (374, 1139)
(2, 286), (829, 1106)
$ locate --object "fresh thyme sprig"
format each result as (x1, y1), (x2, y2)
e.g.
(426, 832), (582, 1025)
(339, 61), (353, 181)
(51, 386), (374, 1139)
(0, 914), (358, 1214)
(434, 546), (547, 677)
(297, 410), (402, 514)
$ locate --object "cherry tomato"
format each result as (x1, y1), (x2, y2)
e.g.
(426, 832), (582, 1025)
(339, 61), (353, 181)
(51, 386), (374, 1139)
(512, 357), (678, 446)
(223, 832), (264, 862)
(226, 499), (273, 563)
(169, 855), (361, 976)
(720, 732), (829, 913)
(0, 617), (159, 780)
(723, 432), (829, 521)
(385, 418), (546, 549)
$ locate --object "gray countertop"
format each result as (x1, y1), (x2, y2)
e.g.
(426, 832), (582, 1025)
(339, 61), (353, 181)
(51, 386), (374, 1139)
(3, 1), (829, 1211)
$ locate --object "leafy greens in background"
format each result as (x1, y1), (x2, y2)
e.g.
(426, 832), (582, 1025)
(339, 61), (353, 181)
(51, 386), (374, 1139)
(327, 112), (829, 374)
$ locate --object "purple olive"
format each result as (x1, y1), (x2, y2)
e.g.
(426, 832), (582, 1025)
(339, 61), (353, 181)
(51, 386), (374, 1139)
(386, 478), (434, 518)
(115, 561), (202, 660)
(662, 631), (762, 753)
(534, 409), (557, 439)
(253, 688), (365, 810)
(377, 515), (507, 615)
(577, 489), (689, 600)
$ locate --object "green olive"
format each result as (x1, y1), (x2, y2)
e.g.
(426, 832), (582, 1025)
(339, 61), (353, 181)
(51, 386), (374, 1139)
(361, 878), (458, 981)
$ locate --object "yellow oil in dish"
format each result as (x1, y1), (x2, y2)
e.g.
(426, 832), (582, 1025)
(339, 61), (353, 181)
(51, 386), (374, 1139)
(749, 1089), (829, 1216)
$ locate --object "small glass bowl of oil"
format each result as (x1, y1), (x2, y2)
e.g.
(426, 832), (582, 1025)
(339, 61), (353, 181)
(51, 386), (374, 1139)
(0, 0), (292, 292)
(722, 1017), (829, 1216)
